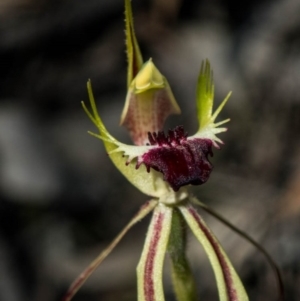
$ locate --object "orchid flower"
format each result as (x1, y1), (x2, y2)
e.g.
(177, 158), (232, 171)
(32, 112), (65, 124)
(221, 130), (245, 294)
(63, 1), (283, 301)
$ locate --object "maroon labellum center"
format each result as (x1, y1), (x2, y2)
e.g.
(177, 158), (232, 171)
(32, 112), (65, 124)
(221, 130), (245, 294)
(136, 126), (213, 191)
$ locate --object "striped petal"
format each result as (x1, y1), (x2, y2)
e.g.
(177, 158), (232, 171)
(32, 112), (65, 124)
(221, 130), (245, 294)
(137, 204), (172, 301)
(63, 200), (157, 301)
(179, 204), (249, 301)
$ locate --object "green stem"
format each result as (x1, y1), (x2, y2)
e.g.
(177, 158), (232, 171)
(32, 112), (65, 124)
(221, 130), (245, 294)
(168, 208), (197, 301)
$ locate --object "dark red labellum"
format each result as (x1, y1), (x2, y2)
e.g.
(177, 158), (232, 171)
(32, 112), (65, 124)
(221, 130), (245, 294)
(137, 126), (213, 191)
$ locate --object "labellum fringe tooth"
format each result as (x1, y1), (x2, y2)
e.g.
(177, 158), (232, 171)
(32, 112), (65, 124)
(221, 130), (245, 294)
(136, 126), (213, 191)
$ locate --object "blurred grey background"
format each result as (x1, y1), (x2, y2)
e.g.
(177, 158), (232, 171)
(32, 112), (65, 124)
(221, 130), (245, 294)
(0, 0), (299, 300)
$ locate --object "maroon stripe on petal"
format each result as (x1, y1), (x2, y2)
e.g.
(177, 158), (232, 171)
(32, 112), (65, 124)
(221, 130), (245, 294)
(144, 212), (164, 301)
(188, 207), (238, 301)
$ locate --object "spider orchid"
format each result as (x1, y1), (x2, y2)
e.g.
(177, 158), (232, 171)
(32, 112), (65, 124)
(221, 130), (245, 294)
(63, 1), (283, 301)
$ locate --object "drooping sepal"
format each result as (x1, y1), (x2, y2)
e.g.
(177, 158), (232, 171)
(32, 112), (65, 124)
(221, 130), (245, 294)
(137, 204), (172, 301)
(121, 59), (181, 146)
(191, 196), (285, 301)
(63, 200), (157, 301)
(125, 0), (143, 88)
(179, 204), (249, 301)
(195, 59), (231, 146)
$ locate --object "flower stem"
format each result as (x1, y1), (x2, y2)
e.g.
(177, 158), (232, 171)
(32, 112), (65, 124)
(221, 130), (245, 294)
(168, 208), (197, 301)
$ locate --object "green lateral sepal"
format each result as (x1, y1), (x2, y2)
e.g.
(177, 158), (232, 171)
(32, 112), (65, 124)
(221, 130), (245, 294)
(137, 204), (173, 301)
(179, 203), (249, 301)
